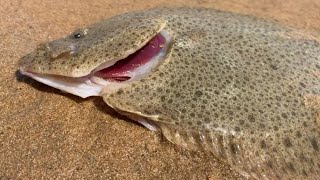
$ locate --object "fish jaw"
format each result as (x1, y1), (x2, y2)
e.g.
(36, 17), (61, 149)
(19, 71), (103, 98)
(19, 30), (173, 98)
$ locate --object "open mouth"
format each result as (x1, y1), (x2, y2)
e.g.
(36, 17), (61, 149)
(20, 30), (172, 98)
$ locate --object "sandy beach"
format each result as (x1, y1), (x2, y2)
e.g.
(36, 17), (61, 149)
(1, 0), (319, 179)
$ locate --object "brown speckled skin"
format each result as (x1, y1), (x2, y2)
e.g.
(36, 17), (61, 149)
(17, 6), (320, 179)
(97, 8), (320, 179)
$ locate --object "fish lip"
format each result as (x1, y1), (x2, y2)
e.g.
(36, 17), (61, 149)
(18, 69), (102, 98)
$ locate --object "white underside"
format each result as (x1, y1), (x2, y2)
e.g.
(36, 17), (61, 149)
(137, 118), (158, 131)
(19, 71), (103, 98)
(20, 30), (172, 98)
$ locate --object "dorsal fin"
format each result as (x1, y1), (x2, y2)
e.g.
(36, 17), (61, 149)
(154, 120), (320, 179)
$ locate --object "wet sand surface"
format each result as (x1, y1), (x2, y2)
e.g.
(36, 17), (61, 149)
(1, 0), (320, 179)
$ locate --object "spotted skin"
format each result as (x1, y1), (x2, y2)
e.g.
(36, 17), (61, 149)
(102, 8), (320, 179)
(20, 8), (320, 179)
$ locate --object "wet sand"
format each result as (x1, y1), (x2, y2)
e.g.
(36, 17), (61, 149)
(1, 0), (319, 179)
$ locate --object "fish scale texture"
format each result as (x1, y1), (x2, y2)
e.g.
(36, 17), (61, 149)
(103, 8), (320, 179)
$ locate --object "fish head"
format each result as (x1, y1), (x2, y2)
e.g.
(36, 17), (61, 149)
(19, 13), (172, 98)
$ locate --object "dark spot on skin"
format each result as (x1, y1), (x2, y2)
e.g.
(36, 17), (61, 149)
(270, 64), (278, 70)
(261, 140), (267, 149)
(281, 113), (288, 119)
(204, 118), (210, 123)
(299, 153), (307, 162)
(284, 138), (293, 147)
(296, 131), (302, 138)
(195, 91), (203, 97)
(116, 89), (123, 95)
(299, 82), (306, 88)
(234, 126), (240, 132)
(310, 138), (319, 151)
(160, 96), (165, 102)
(230, 143), (238, 154)
(248, 114), (255, 122)
(266, 160), (273, 168)
(287, 162), (296, 173)
(303, 122), (308, 127)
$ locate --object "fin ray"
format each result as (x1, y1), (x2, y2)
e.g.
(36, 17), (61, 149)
(155, 121), (320, 179)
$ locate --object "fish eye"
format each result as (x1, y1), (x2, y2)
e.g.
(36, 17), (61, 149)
(72, 28), (88, 39)
(74, 33), (82, 39)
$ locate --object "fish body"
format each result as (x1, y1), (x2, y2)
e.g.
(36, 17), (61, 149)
(19, 8), (320, 179)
